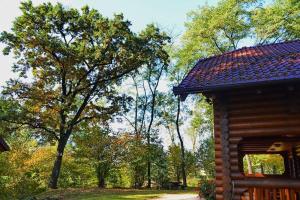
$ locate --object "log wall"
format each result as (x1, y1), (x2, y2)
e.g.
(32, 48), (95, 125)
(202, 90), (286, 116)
(212, 83), (300, 200)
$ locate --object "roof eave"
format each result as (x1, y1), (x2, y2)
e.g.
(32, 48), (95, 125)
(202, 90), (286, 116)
(173, 78), (300, 100)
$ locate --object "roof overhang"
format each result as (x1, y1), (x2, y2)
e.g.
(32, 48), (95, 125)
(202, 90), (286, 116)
(173, 78), (300, 101)
(173, 40), (300, 101)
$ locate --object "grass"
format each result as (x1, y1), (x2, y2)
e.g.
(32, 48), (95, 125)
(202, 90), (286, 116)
(37, 188), (198, 200)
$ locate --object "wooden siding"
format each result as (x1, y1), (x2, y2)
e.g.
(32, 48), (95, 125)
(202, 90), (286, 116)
(212, 84), (300, 200)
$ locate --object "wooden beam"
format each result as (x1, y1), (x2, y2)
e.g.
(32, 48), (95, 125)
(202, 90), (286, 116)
(235, 178), (300, 188)
(218, 94), (232, 199)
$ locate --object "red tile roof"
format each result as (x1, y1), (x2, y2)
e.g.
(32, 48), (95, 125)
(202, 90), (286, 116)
(173, 40), (300, 96)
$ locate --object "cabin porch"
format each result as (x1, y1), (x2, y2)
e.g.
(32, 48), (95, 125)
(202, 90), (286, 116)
(237, 137), (300, 200)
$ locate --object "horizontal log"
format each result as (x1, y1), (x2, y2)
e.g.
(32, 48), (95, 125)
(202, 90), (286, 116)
(216, 175), (224, 180)
(215, 152), (223, 158)
(232, 187), (247, 194)
(229, 137), (242, 143)
(216, 187), (224, 193)
(230, 127), (300, 137)
(228, 100), (285, 110)
(216, 194), (224, 200)
(229, 107), (287, 116)
(216, 165), (223, 172)
(229, 145), (238, 151)
(215, 158), (223, 165)
(215, 137), (221, 143)
(215, 145), (222, 151)
(230, 158), (239, 164)
(230, 151), (238, 158)
(229, 114), (300, 124)
(235, 178), (300, 188)
(231, 166), (240, 172)
(229, 93), (285, 104)
(231, 172), (244, 179)
(229, 120), (300, 130)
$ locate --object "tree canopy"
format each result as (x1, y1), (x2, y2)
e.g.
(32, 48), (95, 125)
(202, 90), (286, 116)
(0, 1), (169, 189)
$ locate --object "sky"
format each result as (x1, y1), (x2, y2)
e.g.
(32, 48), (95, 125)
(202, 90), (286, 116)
(0, 0), (220, 86)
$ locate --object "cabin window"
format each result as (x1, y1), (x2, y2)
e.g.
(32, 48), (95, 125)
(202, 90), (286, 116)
(243, 154), (285, 175)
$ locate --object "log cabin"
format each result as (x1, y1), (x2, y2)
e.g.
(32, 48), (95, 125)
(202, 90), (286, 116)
(174, 40), (300, 200)
(0, 137), (9, 153)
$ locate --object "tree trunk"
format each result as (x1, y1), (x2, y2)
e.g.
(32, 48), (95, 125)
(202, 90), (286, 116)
(176, 166), (180, 182)
(147, 158), (151, 188)
(96, 163), (106, 188)
(48, 137), (68, 189)
(98, 176), (105, 188)
(146, 92), (156, 188)
(176, 97), (187, 189)
(245, 154), (253, 174)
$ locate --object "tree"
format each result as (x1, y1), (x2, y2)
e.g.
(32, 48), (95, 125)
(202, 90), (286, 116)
(139, 25), (170, 188)
(180, 0), (257, 59)
(196, 137), (215, 178)
(0, 1), (147, 189)
(126, 135), (148, 188)
(167, 145), (182, 182)
(251, 0), (300, 43)
(74, 124), (126, 188)
(168, 49), (192, 189)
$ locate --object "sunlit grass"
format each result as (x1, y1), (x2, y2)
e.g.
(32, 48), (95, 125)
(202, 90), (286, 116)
(38, 188), (197, 200)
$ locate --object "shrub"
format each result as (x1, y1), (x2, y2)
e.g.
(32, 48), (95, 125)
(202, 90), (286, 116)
(199, 179), (215, 200)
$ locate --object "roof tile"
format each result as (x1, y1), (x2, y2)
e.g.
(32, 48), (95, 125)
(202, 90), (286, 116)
(174, 40), (300, 95)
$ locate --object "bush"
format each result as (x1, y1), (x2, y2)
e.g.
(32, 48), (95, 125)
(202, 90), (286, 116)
(199, 179), (215, 200)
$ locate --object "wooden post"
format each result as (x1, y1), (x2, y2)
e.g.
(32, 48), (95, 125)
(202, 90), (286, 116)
(218, 94), (232, 199)
(291, 148), (299, 178)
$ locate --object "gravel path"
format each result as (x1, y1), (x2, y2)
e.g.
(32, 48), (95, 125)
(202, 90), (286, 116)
(153, 194), (200, 200)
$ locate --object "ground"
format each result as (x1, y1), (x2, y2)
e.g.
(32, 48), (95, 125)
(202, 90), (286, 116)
(153, 194), (200, 200)
(37, 188), (200, 200)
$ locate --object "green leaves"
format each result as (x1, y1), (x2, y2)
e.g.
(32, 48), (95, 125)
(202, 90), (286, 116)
(0, 1), (147, 140)
(251, 0), (300, 43)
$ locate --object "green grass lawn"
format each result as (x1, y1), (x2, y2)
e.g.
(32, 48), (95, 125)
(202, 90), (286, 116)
(37, 188), (197, 200)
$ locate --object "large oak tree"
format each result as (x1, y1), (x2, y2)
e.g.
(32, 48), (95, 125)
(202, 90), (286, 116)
(0, 1), (156, 189)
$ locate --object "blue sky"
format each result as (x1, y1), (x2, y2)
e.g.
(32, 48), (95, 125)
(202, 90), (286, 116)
(67, 0), (219, 33)
(0, 0), (220, 86)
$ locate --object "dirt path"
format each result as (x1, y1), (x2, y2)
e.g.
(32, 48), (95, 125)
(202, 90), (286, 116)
(153, 194), (200, 200)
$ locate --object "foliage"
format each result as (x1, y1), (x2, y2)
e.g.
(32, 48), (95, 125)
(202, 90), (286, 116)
(251, 0), (300, 43)
(73, 124), (128, 188)
(179, 0), (258, 67)
(243, 154), (285, 175)
(0, 134), (49, 199)
(196, 137), (215, 178)
(188, 96), (213, 151)
(150, 140), (169, 188)
(199, 179), (216, 200)
(0, 0), (169, 189)
(126, 136), (148, 188)
(167, 145), (182, 182)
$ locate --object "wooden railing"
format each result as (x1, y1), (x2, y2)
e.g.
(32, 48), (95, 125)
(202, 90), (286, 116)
(236, 178), (300, 200)
(243, 188), (300, 200)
